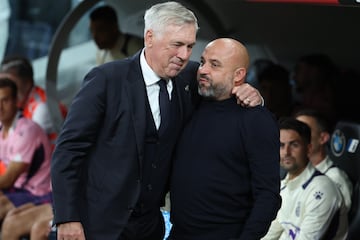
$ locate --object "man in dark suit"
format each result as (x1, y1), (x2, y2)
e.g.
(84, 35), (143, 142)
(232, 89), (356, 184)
(51, 2), (262, 240)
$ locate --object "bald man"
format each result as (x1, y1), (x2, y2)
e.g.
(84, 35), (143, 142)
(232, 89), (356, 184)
(169, 38), (281, 240)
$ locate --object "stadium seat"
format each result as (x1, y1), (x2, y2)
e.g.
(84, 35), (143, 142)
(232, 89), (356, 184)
(329, 121), (360, 240)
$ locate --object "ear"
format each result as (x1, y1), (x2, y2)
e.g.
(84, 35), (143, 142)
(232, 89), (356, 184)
(144, 30), (153, 47)
(234, 67), (247, 86)
(319, 131), (330, 145)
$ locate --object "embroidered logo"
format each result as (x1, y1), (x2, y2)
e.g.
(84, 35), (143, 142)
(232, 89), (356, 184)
(314, 191), (323, 200)
(331, 129), (346, 157)
(289, 229), (297, 240)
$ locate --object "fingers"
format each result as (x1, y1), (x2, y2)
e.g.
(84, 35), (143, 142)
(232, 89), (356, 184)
(57, 222), (86, 240)
(232, 83), (263, 107)
(246, 92), (263, 107)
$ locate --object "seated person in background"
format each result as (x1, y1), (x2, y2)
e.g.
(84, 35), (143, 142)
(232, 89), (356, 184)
(245, 58), (274, 89)
(295, 108), (353, 212)
(0, 56), (67, 149)
(0, 78), (52, 222)
(169, 38), (281, 240)
(1, 202), (53, 240)
(89, 5), (144, 65)
(262, 117), (348, 240)
(291, 53), (338, 125)
(258, 63), (293, 119)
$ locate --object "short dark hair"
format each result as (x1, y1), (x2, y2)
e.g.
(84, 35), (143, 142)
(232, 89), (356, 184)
(279, 117), (311, 145)
(1, 56), (34, 81)
(90, 5), (118, 24)
(294, 108), (330, 133)
(0, 78), (18, 99)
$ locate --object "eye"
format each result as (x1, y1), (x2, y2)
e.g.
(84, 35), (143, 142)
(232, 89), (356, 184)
(211, 62), (219, 68)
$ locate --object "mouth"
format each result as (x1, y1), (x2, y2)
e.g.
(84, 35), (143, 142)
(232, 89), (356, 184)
(171, 62), (183, 70)
(198, 75), (209, 85)
(281, 157), (293, 165)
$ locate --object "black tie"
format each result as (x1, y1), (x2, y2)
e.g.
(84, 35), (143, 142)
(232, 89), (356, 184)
(158, 79), (170, 131)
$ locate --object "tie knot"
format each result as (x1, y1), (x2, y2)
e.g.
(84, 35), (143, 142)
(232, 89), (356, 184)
(158, 78), (167, 90)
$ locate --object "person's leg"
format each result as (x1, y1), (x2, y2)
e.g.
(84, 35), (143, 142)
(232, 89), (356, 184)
(1, 203), (36, 240)
(0, 194), (15, 220)
(29, 204), (53, 240)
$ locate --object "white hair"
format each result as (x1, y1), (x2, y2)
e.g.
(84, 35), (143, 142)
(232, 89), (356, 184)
(144, 1), (199, 37)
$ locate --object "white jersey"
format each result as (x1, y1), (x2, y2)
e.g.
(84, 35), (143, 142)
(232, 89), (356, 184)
(262, 163), (348, 240)
(316, 155), (353, 212)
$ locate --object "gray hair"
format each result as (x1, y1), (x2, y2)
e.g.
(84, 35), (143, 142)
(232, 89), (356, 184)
(144, 1), (199, 37)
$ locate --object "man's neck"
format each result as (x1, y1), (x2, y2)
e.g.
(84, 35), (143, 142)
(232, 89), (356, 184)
(310, 149), (327, 166)
(1, 117), (15, 139)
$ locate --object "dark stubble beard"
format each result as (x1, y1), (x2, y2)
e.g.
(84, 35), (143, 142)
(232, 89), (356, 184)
(198, 76), (232, 100)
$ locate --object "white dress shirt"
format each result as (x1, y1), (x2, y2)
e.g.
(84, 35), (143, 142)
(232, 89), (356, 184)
(140, 49), (173, 129)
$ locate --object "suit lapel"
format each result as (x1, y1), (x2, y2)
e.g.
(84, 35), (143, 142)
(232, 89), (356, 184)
(126, 53), (146, 177)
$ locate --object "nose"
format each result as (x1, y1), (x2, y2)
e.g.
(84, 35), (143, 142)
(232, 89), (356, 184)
(177, 46), (191, 61)
(284, 145), (292, 156)
(198, 62), (210, 74)
(280, 144), (291, 156)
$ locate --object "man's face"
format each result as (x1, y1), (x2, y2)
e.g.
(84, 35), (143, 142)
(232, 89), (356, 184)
(90, 20), (118, 49)
(0, 72), (25, 108)
(296, 115), (322, 158)
(144, 23), (196, 79)
(197, 41), (236, 100)
(280, 129), (310, 178)
(0, 86), (17, 125)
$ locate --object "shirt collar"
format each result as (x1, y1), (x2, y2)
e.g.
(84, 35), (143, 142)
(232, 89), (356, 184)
(140, 49), (161, 86)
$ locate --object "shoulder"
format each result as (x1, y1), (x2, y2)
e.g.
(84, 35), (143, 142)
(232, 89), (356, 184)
(306, 173), (339, 195)
(15, 118), (44, 136)
(239, 106), (278, 129)
(16, 117), (37, 128)
(326, 166), (352, 184)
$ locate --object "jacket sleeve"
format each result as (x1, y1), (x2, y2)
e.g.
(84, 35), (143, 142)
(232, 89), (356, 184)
(50, 67), (108, 225)
(237, 107), (282, 240)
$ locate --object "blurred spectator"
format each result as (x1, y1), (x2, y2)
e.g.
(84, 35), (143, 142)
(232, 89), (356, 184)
(335, 68), (360, 123)
(0, 78), (52, 222)
(258, 63), (293, 119)
(245, 58), (274, 89)
(0, 56), (67, 149)
(291, 53), (338, 125)
(0, 0), (10, 61)
(89, 5), (143, 65)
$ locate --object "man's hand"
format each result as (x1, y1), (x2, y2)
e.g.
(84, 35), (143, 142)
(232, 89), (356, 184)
(232, 83), (264, 107)
(57, 222), (85, 240)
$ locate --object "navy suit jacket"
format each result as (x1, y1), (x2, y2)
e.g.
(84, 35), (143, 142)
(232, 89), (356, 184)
(50, 51), (199, 239)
